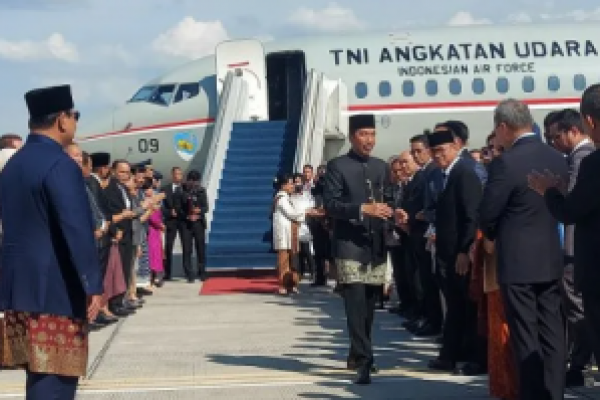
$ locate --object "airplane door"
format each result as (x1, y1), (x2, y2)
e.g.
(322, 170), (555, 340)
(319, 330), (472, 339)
(215, 39), (268, 121)
(324, 78), (349, 139)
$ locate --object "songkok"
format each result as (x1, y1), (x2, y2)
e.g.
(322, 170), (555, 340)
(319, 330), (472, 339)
(90, 152), (110, 168)
(153, 171), (163, 180)
(25, 85), (74, 119)
(349, 114), (376, 133)
(443, 120), (469, 142)
(0, 148), (17, 172)
(427, 129), (455, 148)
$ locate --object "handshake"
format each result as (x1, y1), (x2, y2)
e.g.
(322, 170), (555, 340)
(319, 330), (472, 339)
(361, 203), (408, 225)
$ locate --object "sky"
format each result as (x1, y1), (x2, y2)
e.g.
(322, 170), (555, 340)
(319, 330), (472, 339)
(0, 0), (599, 134)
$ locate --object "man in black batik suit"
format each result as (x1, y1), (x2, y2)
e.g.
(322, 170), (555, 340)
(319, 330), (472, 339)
(323, 114), (404, 385)
(480, 99), (568, 400)
(424, 129), (482, 373)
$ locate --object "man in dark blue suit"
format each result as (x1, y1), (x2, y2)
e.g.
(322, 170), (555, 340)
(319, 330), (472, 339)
(0, 85), (103, 399)
(480, 99), (568, 400)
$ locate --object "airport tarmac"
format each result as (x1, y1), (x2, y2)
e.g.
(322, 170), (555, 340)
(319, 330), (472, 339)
(0, 275), (598, 399)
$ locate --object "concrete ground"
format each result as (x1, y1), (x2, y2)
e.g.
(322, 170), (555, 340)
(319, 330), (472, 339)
(0, 269), (599, 398)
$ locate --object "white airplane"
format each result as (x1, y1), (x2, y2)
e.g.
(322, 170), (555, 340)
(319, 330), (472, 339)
(77, 23), (599, 271)
(78, 23), (598, 173)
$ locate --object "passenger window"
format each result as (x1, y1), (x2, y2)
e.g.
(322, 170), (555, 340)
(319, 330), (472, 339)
(378, 81), (391, 97)
(402, 80), (415, 97)
(496, 77), (509, 94)
(574, 74), (586, 91)
(449, 79), (461, 95)
(148, 84), (176, 106)
(355, 82), (368, 99)
(548, 76), (560, 92)
(173, 82), (201, 103)
(425, 80), (438, 96)
(522, 76), (535, 93)
(472, 78), (485, 95)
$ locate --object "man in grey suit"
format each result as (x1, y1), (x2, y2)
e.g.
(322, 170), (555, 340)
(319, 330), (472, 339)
(542, 109), (595, 387)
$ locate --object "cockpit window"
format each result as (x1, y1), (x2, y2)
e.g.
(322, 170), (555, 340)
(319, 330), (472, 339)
(173, 83), (200, 104)
(148, 84), (176, 106)
(129, 86), (157, 103)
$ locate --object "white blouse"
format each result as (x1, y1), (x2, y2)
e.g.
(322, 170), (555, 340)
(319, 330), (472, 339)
(272, 191), (305, 250)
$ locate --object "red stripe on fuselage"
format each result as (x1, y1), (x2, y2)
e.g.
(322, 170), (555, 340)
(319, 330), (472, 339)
(348, 97), (581, 111)
(227, 61), (250, 68)
(79, 117), (215, 141)
(78, 97), (581, 141)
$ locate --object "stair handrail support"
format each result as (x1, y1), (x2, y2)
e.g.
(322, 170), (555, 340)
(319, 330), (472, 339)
(293, 69), (319, 173)
(202, 70), (249, 236)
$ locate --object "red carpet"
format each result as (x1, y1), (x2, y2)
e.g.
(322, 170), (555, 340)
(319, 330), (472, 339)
(200, 273), (279, 295)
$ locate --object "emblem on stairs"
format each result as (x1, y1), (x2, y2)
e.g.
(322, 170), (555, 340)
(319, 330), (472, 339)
(173, 131), (199, 161)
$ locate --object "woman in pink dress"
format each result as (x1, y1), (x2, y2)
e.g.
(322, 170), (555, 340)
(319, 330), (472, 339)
(141, 178), (166, 287)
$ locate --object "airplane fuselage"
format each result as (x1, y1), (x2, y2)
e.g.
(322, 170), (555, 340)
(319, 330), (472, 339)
(78, 23), (599, 177)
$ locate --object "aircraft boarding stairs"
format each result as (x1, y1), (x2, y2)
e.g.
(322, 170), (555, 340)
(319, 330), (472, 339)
(202, 69), (348, 272)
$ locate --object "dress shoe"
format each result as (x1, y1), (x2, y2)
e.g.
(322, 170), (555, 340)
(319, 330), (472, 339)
(347, 359), (379, 374)
(137, 287), (153, 296)
(353, 366), (371, 385)
(109, 306), (134, 317)
(187, 278), (195, 283)
(406, 318), (427, 333)
(428, 358), (455, 372)
(310, 281), (327, 287)
(123, 300), (142, 309)
(454, 362), (486, 376)
(95, 312), (117, 325)
(414, 322), (441, 337)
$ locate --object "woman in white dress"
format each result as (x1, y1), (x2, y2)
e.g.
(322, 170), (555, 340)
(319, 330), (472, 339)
(272, 173), (318, 295)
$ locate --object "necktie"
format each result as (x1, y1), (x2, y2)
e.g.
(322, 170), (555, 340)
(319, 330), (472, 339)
(442, 172), (448, 189)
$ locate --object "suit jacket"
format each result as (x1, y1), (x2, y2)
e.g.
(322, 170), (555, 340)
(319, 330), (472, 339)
(460, 148), (488, 185)
(161, 182), (183, 222)
(562, 141), (595, 259)
(545, 148), (600, 290)
(177, 185), (209, 227)
(422, 165), (444, 224)
(103, 178), (134, 244)
(0, 134), (103, 319)
(405, 162), (435, 238)
(323, 150), (393, 266)
(435, 160), (482, 259)
(480, 135), (568, 284)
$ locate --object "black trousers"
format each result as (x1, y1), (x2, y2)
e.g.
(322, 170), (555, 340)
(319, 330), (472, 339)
(26, 371), (78, 400)
(311, 224), (329, 284)
(390, 245), (409, 306)
(581, 276), (600, 369)
(501, 281), (566, 400)
(411, 235), (442, 327)
(343, 283), (378, 369)
(163, 219), (184, 278)
(181, 221), (206, 278)
(436, 253), (478, 363)
(298, 241), (315, 277)
(561, 264), (592, 370)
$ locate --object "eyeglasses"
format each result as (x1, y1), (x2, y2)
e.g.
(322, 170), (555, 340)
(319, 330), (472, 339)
(67, 110), (80, 122)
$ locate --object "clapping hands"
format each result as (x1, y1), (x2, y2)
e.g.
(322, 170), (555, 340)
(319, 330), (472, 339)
(527, 169), (567, 196)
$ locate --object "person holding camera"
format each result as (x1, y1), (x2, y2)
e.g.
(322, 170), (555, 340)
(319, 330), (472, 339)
(178, 170), (208, 283)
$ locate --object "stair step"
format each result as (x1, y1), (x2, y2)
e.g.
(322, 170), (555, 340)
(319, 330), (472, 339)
(218, 185), (274, 195)
(222, 171), (279, 180)
(210, 231), (271, 242)
(207, 241), (273, 254)
(212, 204), (271, 213)
(211, 221), (271, 232)
(215, 195), (274, 205)
(233, 121), (287, 131)
(230, 128), (286, 137)
(223, 155), (283, 167)
(227, 146), (284, 156)
(207, 254), (276, 269)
